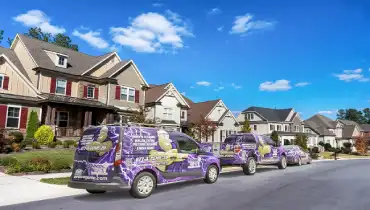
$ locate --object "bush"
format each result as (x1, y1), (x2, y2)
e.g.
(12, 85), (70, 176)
(11, 143), (21, 152)
(351, 151), (361, 156)
(23, 138), (35, 146)
(47, 141), (57, 148)
(324, 143), (332, 151)
(342, 147), (351, 154)
(50, 159), (71, 171)
(318, 141), (325, 147)
(32, 142), (41, 149)
(9, 131), (24, 143)
(312, 147), (319, 153)
(63, 140), (76, 148)
(26, 110), (39, 139)
(34, 125), (54, 145)
(327, 147), (338, 152)
(311, 153), (319, 159)
(343, 142), (352, 148)
(5, 163), (22, 174)
(354, 136), (368, 155)
(0, 156), (18, 166)
(55, 140), (63, 145)
(27, 158), (51, 172)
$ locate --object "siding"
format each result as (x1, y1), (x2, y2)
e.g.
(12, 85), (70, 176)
(91, 55), (120, 77)
(108, 64), (144, 109)
(0, 60), (37, 97)
(12, 39), (38, 86)
(39, 74), (78, 97)
(207, 102), (226, 121)
(157, 94), (181, 124)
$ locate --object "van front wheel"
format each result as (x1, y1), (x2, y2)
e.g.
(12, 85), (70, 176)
(242, 157), (256, 175)
(204, 165), (219, 184)
(130, 172), (156, 199)
(86, 189), (106, 194)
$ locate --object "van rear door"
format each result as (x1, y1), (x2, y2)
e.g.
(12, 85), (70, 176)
(71, 125), (120, 183)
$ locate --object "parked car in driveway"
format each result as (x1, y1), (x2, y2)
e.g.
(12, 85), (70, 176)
(68, 124), (220, 198)
(200, 133), (288, 175)
(283, 145), (312, 166)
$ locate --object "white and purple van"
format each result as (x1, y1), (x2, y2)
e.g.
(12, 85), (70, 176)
(68, 124), (220, 198)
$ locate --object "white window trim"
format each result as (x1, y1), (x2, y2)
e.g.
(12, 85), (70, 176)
(55, 55), (68, 68)
(0, 74), (3, 89)
(87, 86), (95, 99)
(56, 111), (69, 127)
(120, 86), (135, 102)
(163, 107), (173, 120)
(56, 78), (67, 95)
(5, 105), (21, 129)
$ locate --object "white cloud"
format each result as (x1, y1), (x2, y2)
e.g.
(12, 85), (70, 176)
(214, 86), (224, 91)
(190, 86), (195, 89)
(110, 11), (193, 53)
(334, 68), (369, 82)
(72, 29), (109, 49)
(152, 2), (163, 7)
(231, 83), (242, 89)
(217, 26), (224, 32)
(318, 110), (333, 115)
(181, 92), (186, 95)
(208, 8), (222, 15)
(343, 68), (362, 74)
(259, 79), (291, 91)
(230, 13), (274, 36)
(13, 10), (65, 35)
(196, 81), (211, 86)
(295, 82), (310, 87)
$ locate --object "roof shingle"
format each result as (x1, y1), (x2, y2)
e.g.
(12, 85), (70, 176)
(243, 106), (292, 121)
(188, 99), (220, 123)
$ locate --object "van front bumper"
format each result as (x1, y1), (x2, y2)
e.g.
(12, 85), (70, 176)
(68, 177), (130, 191)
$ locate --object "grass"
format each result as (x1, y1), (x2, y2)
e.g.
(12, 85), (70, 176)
(319, 151), (369, 159)
(40, 177), (70, 185)
(3, 149), (74, 163)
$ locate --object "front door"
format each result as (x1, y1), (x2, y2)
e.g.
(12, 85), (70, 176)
(172, 135), (203, 178)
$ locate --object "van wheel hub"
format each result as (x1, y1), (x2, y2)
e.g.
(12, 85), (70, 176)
(137, 176), (154, 195)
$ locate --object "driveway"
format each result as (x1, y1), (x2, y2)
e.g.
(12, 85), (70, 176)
(1, 159), (370, 210)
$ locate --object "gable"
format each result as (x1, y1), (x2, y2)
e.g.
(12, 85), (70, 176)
(89, 54), (121, 77)
(219, 109), (239, 125)
(109, 61), (148, 86)
(206, 100), (227, 121)
(157, 83), (189, 107)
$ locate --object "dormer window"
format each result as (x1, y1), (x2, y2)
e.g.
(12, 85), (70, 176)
(58, 56), (65, 66)
(56, 55), (67, 68)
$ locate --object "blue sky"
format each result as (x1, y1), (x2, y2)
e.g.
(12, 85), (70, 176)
(1, 0), (370, 120)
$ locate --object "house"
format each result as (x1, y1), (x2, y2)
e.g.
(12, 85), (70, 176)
(305, 114), (362, 148)
(360, 124), (370, 140)
(237, 107), (315, 146)
(0, 34), (148, 138)
(144, 82), (190, 131)
(185, 99), (239, 142)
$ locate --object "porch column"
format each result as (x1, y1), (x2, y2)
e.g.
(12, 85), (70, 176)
(88, 111), (92, 125)
(84, 111), (89, 127)
(50, 108), (56, 126)
(45, 106), (51, 125)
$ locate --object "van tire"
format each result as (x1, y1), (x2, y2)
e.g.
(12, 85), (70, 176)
(297, 157), (302, 166)
(278, 155), (287, 169)
(130, 172), (156, 199)
(86, 189), (106, 194)
(204, 164), (219, 184)
(242, 157), (256, 175)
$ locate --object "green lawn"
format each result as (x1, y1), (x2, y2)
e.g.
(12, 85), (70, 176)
(40, 177), (70, 185)
(4, 150), (75, 163)
(319, 151), (369, 159)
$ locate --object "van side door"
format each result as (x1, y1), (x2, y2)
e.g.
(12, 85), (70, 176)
(171, 134), (203, 178)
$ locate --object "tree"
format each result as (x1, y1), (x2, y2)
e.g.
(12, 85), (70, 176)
(270, 131), (279, 145)
(127, 106), (155, 124)
(336, 108), (367, 124)
(25, 27), (79, 51)
(26, 110), (39, 139)
(241, 120), (251, 133)
(7, 38), (13, 47)
(0, 29), (3, 44)
(354, 136), (368, 155)
(363, 108), (370, 124)
(294, 134), (308, 150)
(190, 115), (216, 142)
(336, 109), (346, 120)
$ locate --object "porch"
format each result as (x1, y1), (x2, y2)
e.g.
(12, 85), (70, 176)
(40, 103), (118, 137)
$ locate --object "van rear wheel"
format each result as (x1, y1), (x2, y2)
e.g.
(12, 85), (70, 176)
(242, 157), (256, 175)
(130, 172), (156, 199)
(86, 189), (106, 194)
(278, 155), (287, 169)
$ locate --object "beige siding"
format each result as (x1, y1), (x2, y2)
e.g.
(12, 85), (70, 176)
(0, 60), (37, 97)
(44, 51), (56, 62)
(90, 55), (120, 77)
(39, 74), (78, 97)
(108, 64), (145, 109)
(99, 84), (108, 104)
(12, 39), (38, 86)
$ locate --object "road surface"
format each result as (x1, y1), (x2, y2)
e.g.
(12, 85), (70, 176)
(2, 159), (370, 210)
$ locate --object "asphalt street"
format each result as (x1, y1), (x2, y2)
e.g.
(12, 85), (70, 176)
(2, 159), (370, 210)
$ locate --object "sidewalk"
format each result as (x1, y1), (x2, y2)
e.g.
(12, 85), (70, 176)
(0, 172), (86, 207)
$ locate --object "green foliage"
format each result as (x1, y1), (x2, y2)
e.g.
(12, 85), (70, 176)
(318, 141), (325, 147)
(47, 141), (57, 148)
(8, 131), (24, 143)
(7, 38), (13, 47)
(0, 29), (3, 43)
(241, 120), (252, 133)
(56, 140), (63, 145)
(26, 111), (39, 139)
(311, 153), (319, 159)
(34, 125), (54, 145)
(0, 156), (17, 166)
(336, 108), (369, 123)
(324, 143), (332, 151)
(25, 27), (79, 51)
(63, 140), (76, 148)
(270, 131), (279, 145)
(294, 134), (308, 150)
(40, 177), (69, 185)
(49, 159), (71, 171)
(32, 142), (41, 149)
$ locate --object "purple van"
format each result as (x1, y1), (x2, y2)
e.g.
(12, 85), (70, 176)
(200, 133), (287, 175)
(68, 125), (220, 198)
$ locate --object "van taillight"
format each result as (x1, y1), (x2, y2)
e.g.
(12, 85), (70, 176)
(114, 143), (122, 166)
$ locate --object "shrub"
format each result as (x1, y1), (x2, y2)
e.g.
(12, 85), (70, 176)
(9, 131), (24, 143)
(5, 163), (22, 174)
(26, 110), (39, 139)
(50, 159), (71, 171)
(32, 142), (41, 149)
(11, 143), (21, 152)
(55, 140), (63, 145)
(312, 146), (319, 153)
(311, 153), (319, 159)
(343, 142), (352, 148)
(0, 156), (18, 166)
(34, 125), (54, 145)
(23, 138), (35, 146)
(351, 151), (361, 156)
(324, 143), (332, 151)
(63, 140), (76, 148)
(74, 141), (78, 148)
(28, 158), (51, 172)
(342, 147), (351, 154)
(47, 141), (57, 148)
(354, 136), (368, 155)
(318, 141), (325, 147)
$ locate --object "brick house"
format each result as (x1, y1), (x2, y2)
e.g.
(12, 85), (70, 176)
(0, 34), (148, 137)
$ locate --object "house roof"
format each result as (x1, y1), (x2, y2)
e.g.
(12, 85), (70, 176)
(145, 83), (170, 103)
(98, 61), (129, 78)
(305, 114), (335, 129)
(182, 95), (194, 105)
(304, 120), (336, 136)
(17, 34), (113, 76)
(188, 99), (220, 123)
(342, 125), (357, 138)
(360, 124), (370, 132)
(0, 46), (31, 82)
(242, 106), (293, 121)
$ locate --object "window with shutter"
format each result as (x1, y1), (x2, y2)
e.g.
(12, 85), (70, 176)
(20, 107), (28, 129)
(0, 75), (9, 90)
(87, 86), (94, 98)
(6, 106), (21, 128)
(134, 90), (139, 103)
(50, 78), (56, 93)
(0, 75), (3, 89)
(94, 87), (99, 99)
(115, 86), (121, 100)
(83, 85), (88, 98)
(66, 80), (72, 96)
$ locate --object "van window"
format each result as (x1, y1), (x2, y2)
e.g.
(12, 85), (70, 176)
(173, 136), (199, 153)
(243, 134), (257, 143)
(224, 136), (235, 144)
(263, 136), (276, 146)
